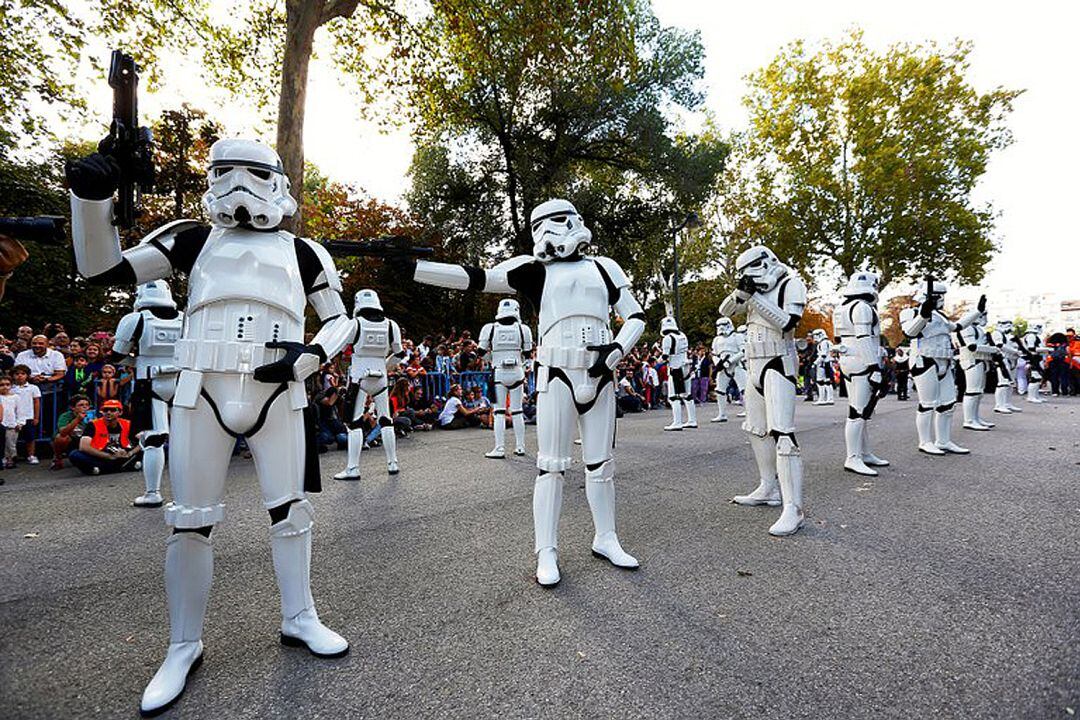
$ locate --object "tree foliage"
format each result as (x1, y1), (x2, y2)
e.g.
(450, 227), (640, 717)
(395, 0), (727, 296)
(718, 29), (1021, 289)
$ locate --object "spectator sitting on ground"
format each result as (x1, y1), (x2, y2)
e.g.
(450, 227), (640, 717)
(617, 368), (645, 413)
(10, 365), (41, 464)
(463, 386), (494, 428)
(313, 382), (348, 452)
(14, 335), (66, 387)
(437, 383), (484, 429)
(51, 394), (93, 470)
(68, 399), (142, 475)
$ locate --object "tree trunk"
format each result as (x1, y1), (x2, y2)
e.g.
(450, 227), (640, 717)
(276, 0), (323, 234)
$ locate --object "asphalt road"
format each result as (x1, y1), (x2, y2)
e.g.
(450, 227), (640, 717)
(1, 395), (1078, 719)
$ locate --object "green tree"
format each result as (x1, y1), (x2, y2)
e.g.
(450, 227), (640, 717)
(395, 0), (727, 288)
(722, 29), (1020, 288)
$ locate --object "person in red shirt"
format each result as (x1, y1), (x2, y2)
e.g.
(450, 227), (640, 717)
(68, 399), (142, 475)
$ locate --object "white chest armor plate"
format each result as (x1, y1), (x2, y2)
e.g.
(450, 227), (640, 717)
(712, 333), (741, 359)
(833, 300), (879, 341)
(912, 310), (954, 359)
(745, 283), (795, 359)
(816, 339), (833, 362)
(1021, 332), (1040, 352)
(176, 229), (306, 373)
(136, 311), (183, 377)
(538, 260), (611, 340)
(663, 332), (689, 369)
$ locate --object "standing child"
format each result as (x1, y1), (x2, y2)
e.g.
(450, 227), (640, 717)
(10, 365), (42, 464)
(1, 376), (21, 468)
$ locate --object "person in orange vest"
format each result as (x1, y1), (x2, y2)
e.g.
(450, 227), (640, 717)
(68, 399), (143, 475)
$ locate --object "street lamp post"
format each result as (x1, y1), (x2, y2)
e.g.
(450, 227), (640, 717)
(671, 212), (700, 325)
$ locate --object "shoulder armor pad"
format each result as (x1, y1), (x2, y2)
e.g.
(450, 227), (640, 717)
(140, 219), (203, 247)
(591, 256), (630, 288)
(300, 237), (343, 292)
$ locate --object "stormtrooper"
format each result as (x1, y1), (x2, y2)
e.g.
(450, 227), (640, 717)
(110, 280), (183, 507)
(958, 309), (1000, 431)
(477, 298), (534, 458)
(1018, 323), (1050, 403)
(710, 316), (746, 422)
(988, 319), (1022, 413)
(402, 198), (645, 586)
(334, 289), (405, 479)
(832, 271), (890, 476)
(811, 328), (836, 405)
(899, 282), (983, 455)
(66, 139), (355, 715)
(660, 315), (697, 430)
(719, 245), (807, 536)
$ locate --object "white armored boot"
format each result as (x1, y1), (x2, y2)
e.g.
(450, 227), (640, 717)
(962, 395), (990, 431)
(843, 417), (876, 476)
(134, 444), (165, 507)
(1005, 385), (1023, 412)
(973, 394), (994, 428)
(1027, 383), (1045, 403)
(733, 433), (782, 505)
(585, 461), (639, 569)
(935, 409), (969, 454)
(993, 386), (1013, 414)
(916, 406), (944, 455)
(381, 423), (399, 475)
(533, 472), (563, 586)
(486, 410), (507, 458)
(271, 500), (349, 658)
(511, 412), (527, 456)
(664, 400), (683, 431)
(825, 385), (836, 404)
(769, 436), (805, 536)
(334, 428), (363, 480)
(682, 399), (698, 428)
(712, 395), (728, 422)
(861, 427), (889, 468)
(140, 532), (212, 716)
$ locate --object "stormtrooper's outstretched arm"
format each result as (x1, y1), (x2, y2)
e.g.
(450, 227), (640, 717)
(413, 255), (534, 294)
(948, 309), (982, 332)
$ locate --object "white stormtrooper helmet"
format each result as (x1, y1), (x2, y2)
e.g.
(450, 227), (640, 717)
(913, 281), (948, 310)
(1030, 323), (1043, 336)
(660, 315), (679, 334)
(716, 317), (734, 336)
(353, 288), (383, 315)
(496, 298), (521, 321)
(530, 198), (592, 262)
(202, 139), (297, 230)
(811, 328), (828, 343)
(734, 245), (787, 291)
(842, 271), (880, 301)
(996, 319), (1013, 333)
(134, 280), (176, 311)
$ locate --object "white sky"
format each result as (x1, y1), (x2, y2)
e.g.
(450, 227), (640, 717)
(81, 0), (1079, 299)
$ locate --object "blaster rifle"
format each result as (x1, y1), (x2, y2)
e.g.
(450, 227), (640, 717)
(0, 217), (66, 244)
(322, 235), (434, 260)
(99, 50), (154, 229)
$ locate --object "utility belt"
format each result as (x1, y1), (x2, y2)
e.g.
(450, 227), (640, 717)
(975, 351), (996, 361)
(175, 338), (282, 374)
(914, 344), (953, 360)
(536, 344), (596, 370)
(745, 339), (795, 359)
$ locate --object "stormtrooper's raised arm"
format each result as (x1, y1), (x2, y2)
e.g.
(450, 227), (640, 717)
(718, 291), (746, 319)
(67, 153), (206, 284)
(747, 272), (806, 332)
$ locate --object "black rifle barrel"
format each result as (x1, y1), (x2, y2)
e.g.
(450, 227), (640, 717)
(0, 216), (67, 244)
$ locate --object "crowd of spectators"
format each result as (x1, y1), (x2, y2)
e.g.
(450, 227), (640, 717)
(2, 320), (1077, 478)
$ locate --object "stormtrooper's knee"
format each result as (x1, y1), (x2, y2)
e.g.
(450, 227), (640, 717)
(771, 431), (800, 456)
(537, 454), (572, 473)
(584, 459), (614, 483)
(346, 418), (365, 431)
(742, 421), (769, 437)
(165, 501), (225, 530)
(936, 402), (955, 413)
(141, 431), (168, 449)
(848, 406), (863, 420)
(269, 498), (314, 536)
(493, 409), (507, 416)
(378, 416), (393, 428)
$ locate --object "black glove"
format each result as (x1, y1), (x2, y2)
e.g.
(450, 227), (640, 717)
(977, 294), (987, 314)
(253, 341), (326, 384)
(586, 342), (623, 378)
(65, 153), (121, 201)
(737, 274), (759, 295)
(919, 297), (935, 319)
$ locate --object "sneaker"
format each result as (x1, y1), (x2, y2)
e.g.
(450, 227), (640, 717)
(26, 455), (39, 465)
(49, 460), (64, 471)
